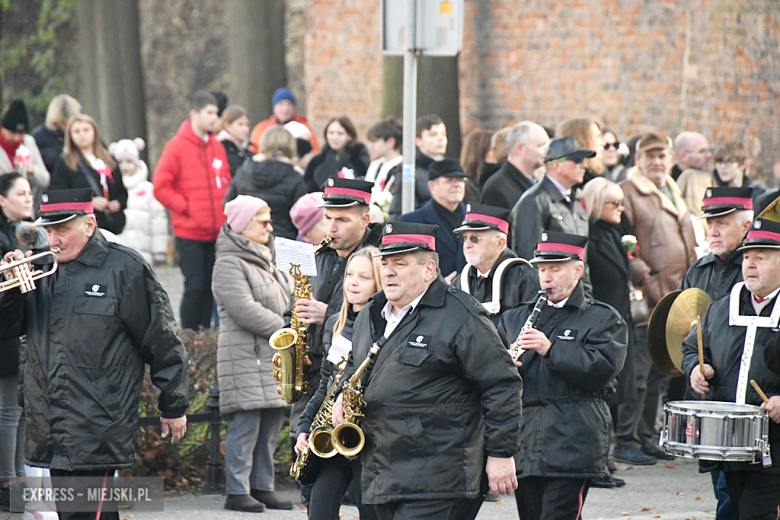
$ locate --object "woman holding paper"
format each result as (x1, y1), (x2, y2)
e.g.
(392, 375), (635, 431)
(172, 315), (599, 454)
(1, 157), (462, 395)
(212, 195), (295, 512)
(294, 246), (381, 520)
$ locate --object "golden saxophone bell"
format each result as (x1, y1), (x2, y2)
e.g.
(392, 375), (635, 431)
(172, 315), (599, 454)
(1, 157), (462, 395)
(270, 328), (307, 402)
(331, 422), (365, 460)
(309, 426), (337, 458)
(0, 251), (58, 294)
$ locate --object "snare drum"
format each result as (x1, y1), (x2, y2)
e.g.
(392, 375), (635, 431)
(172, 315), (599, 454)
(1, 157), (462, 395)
(660, 401), (771, 465)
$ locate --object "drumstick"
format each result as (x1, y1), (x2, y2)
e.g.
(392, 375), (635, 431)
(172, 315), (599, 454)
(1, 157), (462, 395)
(696, 316), (705, 397)
(750, 379), (770, 404)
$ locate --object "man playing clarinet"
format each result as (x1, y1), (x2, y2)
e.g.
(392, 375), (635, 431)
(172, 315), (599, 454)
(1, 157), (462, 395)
(497, 231), (627, 520)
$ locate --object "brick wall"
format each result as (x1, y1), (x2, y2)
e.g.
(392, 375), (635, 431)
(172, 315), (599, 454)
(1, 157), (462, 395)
(304, 0), (780, 180)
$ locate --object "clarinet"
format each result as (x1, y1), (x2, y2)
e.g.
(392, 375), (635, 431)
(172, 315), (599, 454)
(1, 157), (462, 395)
(508, 289), (551, 363)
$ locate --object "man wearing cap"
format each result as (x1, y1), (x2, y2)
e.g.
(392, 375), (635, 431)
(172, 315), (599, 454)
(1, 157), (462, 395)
(398, 158), (468, 281)
(614, 131), (697, 466)
(248, 88), (319, 155)
(682, 217), (780, 519)
(509, 136), (593, 261)
(0, 99), (50, 195)
(0, 189), (188, 518)
(497, 231), (627, 520)
(452, 203), (540, 326)
(332, 221), (522, 520)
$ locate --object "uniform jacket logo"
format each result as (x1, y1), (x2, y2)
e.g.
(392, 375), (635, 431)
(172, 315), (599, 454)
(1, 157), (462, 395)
(408, 335), (430, 348)
(557, 328), (577, 341)
(84, 284), (106, 297)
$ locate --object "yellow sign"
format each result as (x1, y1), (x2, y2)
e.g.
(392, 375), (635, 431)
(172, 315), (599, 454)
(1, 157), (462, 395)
(440, 1), (452, 15)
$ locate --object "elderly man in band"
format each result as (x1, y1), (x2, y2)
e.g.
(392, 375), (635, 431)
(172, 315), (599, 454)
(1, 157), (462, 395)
(683, 217), (780, 519)
(497, 231), (627, 520)
(452, 203), (539, 326)
(332, 221), (522, 520)
(0, 189), (188, 520)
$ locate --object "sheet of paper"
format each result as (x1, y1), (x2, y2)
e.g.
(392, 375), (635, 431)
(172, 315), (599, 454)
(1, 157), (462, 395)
(275, 237), (317, 277)
(327, 334), (352, 366)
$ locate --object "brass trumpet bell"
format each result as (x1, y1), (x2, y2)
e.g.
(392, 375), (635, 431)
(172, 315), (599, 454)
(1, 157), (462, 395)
(331, 422), (365, 460)
(0, 251), (58, 294)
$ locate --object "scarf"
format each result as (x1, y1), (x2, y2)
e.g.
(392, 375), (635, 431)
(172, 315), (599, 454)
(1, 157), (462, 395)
(0, 127), (22, 167)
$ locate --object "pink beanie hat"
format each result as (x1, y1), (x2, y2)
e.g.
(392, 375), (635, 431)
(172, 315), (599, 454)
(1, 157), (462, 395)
(290, 192), (325, 237)
(108, 138), (145, 165)
(224, 195), (269, 233)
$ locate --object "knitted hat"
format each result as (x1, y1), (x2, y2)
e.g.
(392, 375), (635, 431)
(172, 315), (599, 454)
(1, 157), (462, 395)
(290, 192), (325, 237)
(224, 195), (269, 233)
(1, 100), (29, 133)
(272, 88), (296, 108)
(108, 138), (145, 165)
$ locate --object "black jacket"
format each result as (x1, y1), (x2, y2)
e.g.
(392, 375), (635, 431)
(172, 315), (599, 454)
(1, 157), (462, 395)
(588, 218), (632, 323)
(681, 284), (780, 473)
(497, 282), (627, 478)
(388, 150), (436, 221)
(0, 231), (189, 471)
(480, 160), (534, 210)
(398, 200), (466, 277)
(50, 157), (128, 235)
(679, 249), (743, 301)
(224, 158), (307, 240)
(221, 140), (249, 179)
(342, 277), (522, 503)
(31, 124), (64, 174)
(452, 248), (540, 326)
(304, 142), (371, 193)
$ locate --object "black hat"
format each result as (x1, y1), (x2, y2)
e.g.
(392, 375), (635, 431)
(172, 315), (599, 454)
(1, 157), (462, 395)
(427, 158), (467, 181)
(532, 230), (588, 263)
(699, 187), (754, 219)
(318, 177), (373, 208)
(376, 222), (438, 257)
(1, 100), (29, 134)
(453, 203), (510, 235)
(544, 136), (596, 162)
(737, 218), (780, 252)
(35, 189), (94, 226)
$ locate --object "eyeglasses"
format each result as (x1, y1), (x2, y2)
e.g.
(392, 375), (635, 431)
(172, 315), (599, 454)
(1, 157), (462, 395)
(604, 142), (620, 150)
(254, 218), (273, 229)
(715, 159), (739, 166)
(550, 157), (585, 165)
(606, 200), (624, 208)
(462, 235), (499, 244)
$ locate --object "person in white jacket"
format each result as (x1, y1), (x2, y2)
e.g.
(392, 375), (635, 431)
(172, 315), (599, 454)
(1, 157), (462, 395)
(111, 138), (169, 265)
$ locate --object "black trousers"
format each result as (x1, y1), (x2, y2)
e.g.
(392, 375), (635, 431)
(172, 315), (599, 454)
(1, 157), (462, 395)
(724, 471), (780, 520)
(308, 455), (376, 520)
(515, 476), (589, 520)
(174, 237), (215, 330)
(49, 469), (120, 520)
(374, 496), (483, 520)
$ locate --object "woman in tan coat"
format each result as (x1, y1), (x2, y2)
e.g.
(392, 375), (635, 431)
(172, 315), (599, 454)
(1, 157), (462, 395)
(212, 195), (294, 512)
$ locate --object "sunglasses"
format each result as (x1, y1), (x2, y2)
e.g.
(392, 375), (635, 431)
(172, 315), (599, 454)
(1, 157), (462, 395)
(604, 142), (620, 150)
(254, 218), (273, 229)
(550, 157), (586, 165)
(606, 200), (624, 208)
(462, 235), (499, 244)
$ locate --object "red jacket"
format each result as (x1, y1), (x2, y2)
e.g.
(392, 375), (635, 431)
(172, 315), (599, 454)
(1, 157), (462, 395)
(153, 121), (230, 241)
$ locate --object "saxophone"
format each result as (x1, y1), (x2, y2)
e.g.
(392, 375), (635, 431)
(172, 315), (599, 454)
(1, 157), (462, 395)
(291, 357), (347, 482)
(270, 237), (333, 404)
(331, 336), (386, 459)
(508, 288), (550, 363)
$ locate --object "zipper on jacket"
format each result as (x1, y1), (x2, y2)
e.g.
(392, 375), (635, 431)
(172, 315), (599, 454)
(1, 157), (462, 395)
(202, 142), (218, 240)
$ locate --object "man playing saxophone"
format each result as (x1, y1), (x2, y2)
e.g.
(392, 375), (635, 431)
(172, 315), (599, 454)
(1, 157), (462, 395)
(497, 231), (627, 520)
(332, 222), (522, 520)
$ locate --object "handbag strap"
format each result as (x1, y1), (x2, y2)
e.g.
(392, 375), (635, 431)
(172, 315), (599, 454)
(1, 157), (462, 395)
(77, 160), (103, 197)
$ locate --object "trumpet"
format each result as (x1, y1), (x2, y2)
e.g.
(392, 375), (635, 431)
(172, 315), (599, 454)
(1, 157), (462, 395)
(0, 251), (58, 294)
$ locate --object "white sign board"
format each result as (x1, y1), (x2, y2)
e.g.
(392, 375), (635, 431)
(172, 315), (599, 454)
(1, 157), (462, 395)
(381, 0), (463, 57)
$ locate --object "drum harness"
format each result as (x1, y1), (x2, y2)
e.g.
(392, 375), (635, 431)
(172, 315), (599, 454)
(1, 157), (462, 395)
(459, 257), (532, 315)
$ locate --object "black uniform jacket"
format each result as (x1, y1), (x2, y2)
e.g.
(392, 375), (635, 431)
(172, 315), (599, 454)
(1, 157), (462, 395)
(497, 282), (627, 479)
(679, 249), (743, 301)
(452, 248), (540, 326)
(342, 277), (522, 504)
(682, 284), (780, 473)
(0, 231), (189, 471)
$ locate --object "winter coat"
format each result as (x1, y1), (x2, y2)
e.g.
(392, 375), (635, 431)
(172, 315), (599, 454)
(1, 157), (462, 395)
(152, 121), (231, 242)
(30, 124), (64, 175)
(116, 161), (168, 264)
(343, 276), (522, 503)
(398, 200), (466, 277)
(212, 224), (293, 414)
(679, 248), (743, 301)
(452, 247), (540, 326)
(480, 160), (535, 211)
(620, 167), (697, 324)
(217, 130), (249, 178)
(0, 133), (50, 190)
(497, 282), (627, 479)
(248, 115), (320, 155)
(0, 231), (189, 471)
(388, 150), (435, 222)
(681, 283), (780, 474)
(304, 142), (371, 193)
(224, 158), (307, 240)
(50, 156), (128, 235)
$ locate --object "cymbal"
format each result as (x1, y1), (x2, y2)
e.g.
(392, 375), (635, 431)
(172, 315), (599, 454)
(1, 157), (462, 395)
(757, 194), (780, 223)
(666, 288), (712, 372)
(648, 290), (682, 376)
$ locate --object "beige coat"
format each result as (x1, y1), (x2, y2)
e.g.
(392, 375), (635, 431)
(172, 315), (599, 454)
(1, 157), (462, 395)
(212, 223), (293, 413)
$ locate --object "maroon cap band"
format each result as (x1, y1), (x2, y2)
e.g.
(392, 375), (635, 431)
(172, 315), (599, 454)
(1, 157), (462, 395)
(746, 230), (780, 242)
(382, 234), (436, 251)
(702, 196), (753, 210)
(39, 201), (94, 213)
(324, 187), (371, 204)
(536, 242), (584, 260)
(464, 213), (509, 234)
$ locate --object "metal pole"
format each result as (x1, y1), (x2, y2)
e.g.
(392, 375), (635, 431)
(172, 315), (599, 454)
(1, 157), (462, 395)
(401, 0), (418, 215)
(203, 383), (225, 493)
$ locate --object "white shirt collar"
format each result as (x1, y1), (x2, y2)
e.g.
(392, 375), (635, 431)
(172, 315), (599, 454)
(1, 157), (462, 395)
(752, 286), (780, 315)
(547, 296), (569, 308)
(381, 286), (429, 337)
(545, 174), (572, 200)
